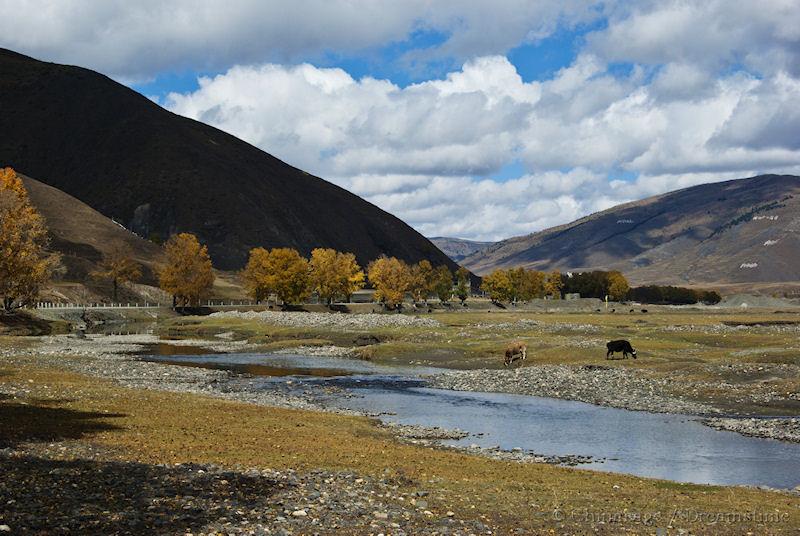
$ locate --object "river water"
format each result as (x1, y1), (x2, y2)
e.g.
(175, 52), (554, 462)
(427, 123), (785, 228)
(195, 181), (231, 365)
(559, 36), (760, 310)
(143, 351), (800, 490)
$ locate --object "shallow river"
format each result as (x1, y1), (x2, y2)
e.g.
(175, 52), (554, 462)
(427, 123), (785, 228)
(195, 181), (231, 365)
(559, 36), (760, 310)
(144, 351), (800, 489)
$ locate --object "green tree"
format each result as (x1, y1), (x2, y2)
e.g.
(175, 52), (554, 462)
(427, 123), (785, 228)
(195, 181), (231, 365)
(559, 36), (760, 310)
(431, 265), (453, 304)
(455, 266), (471, 305)
(409, 260), (435, 303)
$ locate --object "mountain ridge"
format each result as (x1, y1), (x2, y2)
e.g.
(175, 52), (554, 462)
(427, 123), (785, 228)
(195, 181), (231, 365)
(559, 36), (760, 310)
(0, 48), (456, 272)
(428, 237), (495, 263)
(463, 174), (800, 288)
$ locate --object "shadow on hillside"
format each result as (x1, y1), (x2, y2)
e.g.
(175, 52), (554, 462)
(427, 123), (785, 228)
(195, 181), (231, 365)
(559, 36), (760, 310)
(0, 311), (66, 336)
(0, 455), (280, 533)
(0, 400), (124, 448)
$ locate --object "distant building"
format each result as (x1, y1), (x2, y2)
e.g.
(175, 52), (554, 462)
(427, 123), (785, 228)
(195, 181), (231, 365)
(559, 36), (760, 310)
(350, 289), (377, 303)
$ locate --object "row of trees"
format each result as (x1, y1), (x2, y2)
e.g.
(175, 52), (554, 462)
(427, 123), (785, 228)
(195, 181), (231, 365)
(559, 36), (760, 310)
(0, 166), (722, 311)
(561, 270), (630, 301)
(240, 247), (471, 308)
(367, 257), (471, 307)
(480, 268), (565, 303)
(628, 285), (721, 305)
(478, 266), (721, 306)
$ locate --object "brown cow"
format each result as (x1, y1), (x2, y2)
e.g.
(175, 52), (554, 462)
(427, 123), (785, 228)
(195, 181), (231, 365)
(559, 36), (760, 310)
(504, 341), (527, 366)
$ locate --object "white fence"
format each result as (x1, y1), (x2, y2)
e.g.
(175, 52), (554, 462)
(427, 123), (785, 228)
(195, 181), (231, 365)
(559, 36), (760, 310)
(34, 300), (259, 310)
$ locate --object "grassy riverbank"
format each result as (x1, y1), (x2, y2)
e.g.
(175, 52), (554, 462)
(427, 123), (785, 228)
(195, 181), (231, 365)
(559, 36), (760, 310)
(1, 358), (798, 534)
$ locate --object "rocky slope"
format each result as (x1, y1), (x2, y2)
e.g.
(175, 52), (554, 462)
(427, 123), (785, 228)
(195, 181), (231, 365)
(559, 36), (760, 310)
(428, 237), (494, 262)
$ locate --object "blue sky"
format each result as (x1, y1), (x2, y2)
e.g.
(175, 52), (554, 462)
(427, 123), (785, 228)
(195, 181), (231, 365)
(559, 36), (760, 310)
(133, 21), (593, 100)
(2, 1), (799, 240)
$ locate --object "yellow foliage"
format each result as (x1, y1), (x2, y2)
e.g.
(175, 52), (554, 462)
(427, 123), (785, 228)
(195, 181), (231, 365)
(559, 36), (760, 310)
(508, 267), (545, 301)
(309, 248), (365, 304)
(607, 270), (630, 301)
(480, 269), (513, 303)
(158, 233), (214, 307)
(242, 247), (310, 305)
(367, 256), (412, 307)
(90, 246), (142, 301)
(543, 270), (563, 299)
(0, 168), (61, 310)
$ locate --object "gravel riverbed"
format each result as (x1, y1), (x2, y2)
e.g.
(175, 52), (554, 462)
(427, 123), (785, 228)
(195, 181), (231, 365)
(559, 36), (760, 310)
(210, 310), (441, 329)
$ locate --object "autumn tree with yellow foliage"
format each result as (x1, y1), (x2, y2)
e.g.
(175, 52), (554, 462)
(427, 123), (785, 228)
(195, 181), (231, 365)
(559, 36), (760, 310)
(91, 246), (142, 302)
(543, 270), (564, 299)
(607, 270), (630, 301)
(367, 256), (412, 308)
(242, 247), (310, 305)
(0, 168), (61, 311)
(309, 248), (365, 305)
(158, 233), (214, 308)
(480, 269), (513, 303)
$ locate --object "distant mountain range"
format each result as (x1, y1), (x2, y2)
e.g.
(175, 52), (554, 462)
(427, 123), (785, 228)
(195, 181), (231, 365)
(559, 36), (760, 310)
(0, 48), (456, 272)
(428, 237), (494, 262)
(463, 174), (800, 290)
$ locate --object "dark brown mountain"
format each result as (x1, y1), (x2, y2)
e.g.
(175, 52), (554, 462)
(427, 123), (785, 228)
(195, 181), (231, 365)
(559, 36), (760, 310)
(428, 237), (494, 262)
(0, 48), (455, 271)
(463, 174), (800, 288)
(21, 173), (163, 283)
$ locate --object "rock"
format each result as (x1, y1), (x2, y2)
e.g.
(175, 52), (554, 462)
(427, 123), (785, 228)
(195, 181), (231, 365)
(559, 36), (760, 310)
(0, 525), (10, 532)
(291, 509), (308, 517)
(354, 335), (381, 346)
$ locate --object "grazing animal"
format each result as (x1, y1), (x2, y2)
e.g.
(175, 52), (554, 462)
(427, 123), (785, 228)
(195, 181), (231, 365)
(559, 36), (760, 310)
(504, 341), (527, 366)
(606, 340), (637, 359)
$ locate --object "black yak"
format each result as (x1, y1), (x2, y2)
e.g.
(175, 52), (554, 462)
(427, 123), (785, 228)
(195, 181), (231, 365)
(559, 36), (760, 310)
(606, 340), (637, 359)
